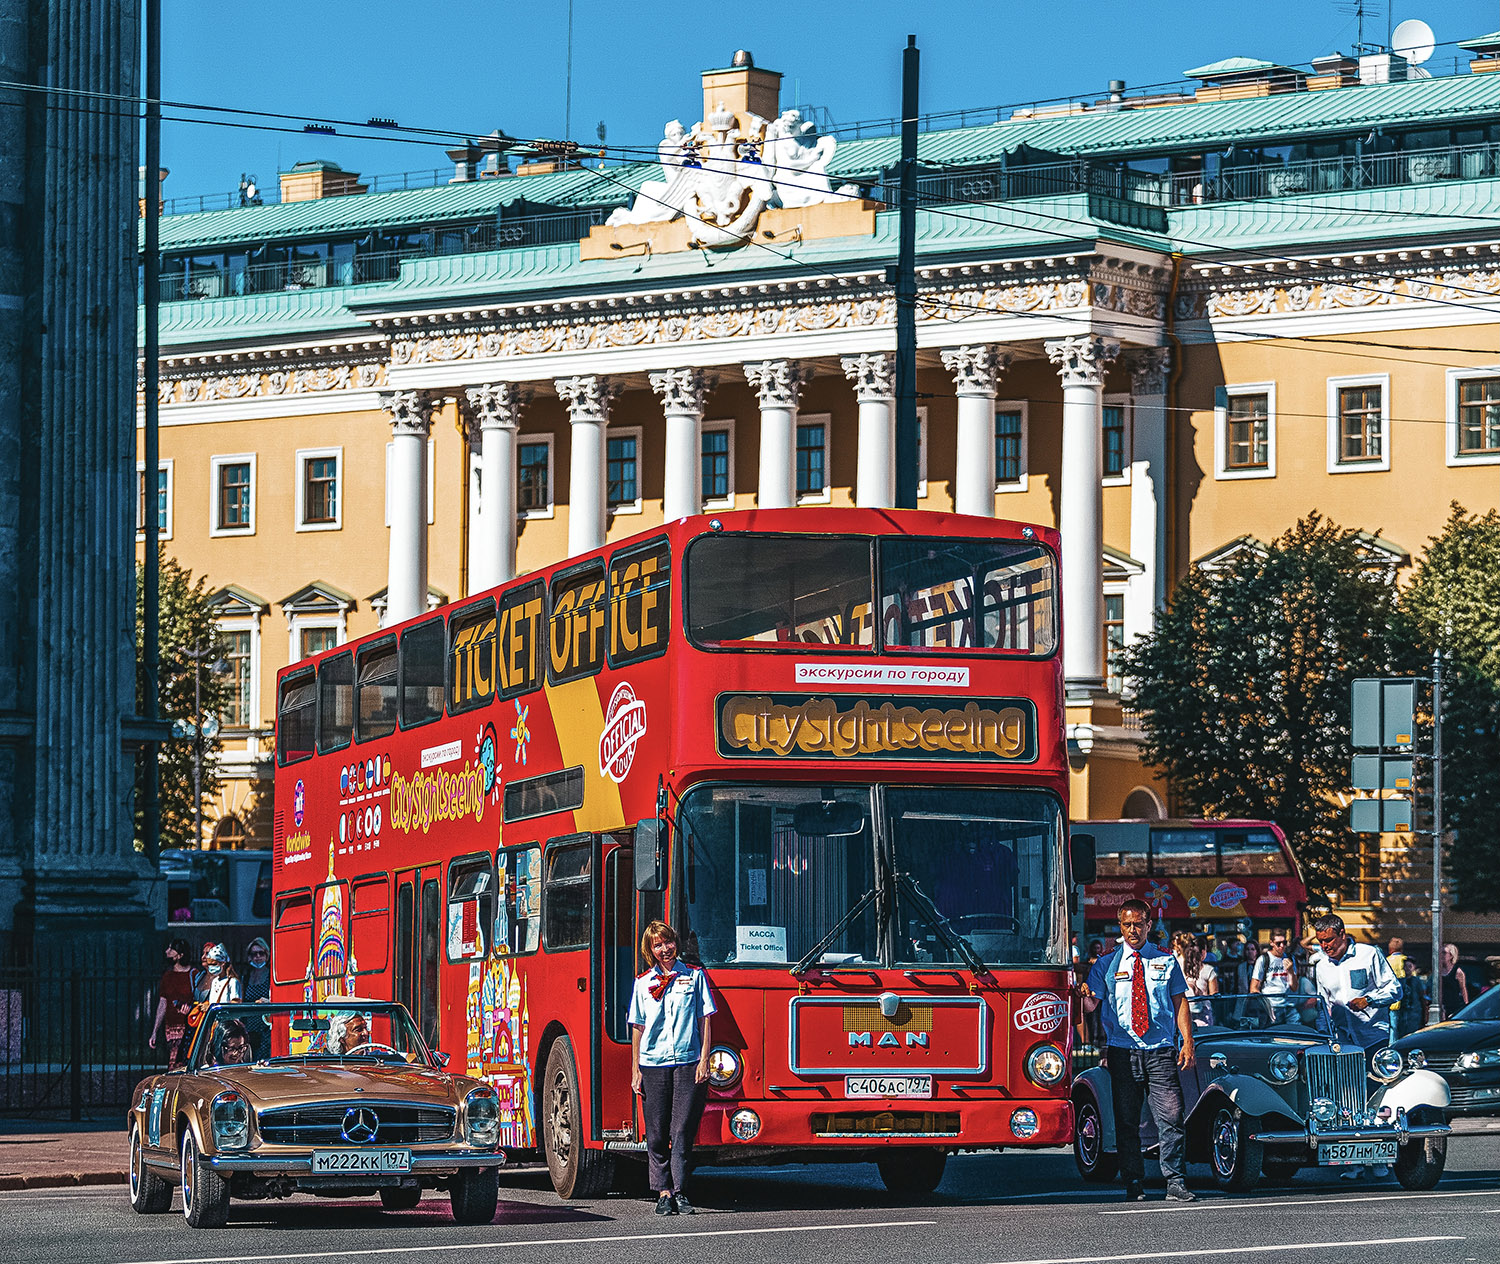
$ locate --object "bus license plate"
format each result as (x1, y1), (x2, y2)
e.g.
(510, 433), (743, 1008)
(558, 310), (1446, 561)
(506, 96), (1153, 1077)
(1317, 1140), (1396, 1166)
(844, 1075), (933, 1099)
(311, 1148), (412, 1174)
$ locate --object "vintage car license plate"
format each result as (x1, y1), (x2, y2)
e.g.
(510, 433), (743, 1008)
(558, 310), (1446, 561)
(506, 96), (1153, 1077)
(1317, 1140), (1397, 1166)
(844, 1074), (933, 1099)
(311, 1148), (412, 1174)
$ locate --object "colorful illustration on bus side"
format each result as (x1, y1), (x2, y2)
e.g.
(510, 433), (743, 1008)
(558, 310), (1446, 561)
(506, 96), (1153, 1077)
(388, 759), (489, 836)
(337, 751), (389, 856)
(1259, 880), (1287, 906)
(292, 778), (305, 828)
(1209, 881), (1250, 910)
(474, 722), (499, 803)
(465, 954), (534, 1148)
(510, 701), (530, 767)
(1145, 880), (1172, 911)
(313, 840), (355, 1001)
(599, 682), (647, 783)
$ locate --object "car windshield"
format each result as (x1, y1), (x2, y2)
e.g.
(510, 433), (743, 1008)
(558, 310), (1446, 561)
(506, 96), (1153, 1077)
(677, 783), (1065, 969)
(1185, 993), (1324, 1031)
(193, 1004), (432, 1068)
(1457, 987), (1500, 1022)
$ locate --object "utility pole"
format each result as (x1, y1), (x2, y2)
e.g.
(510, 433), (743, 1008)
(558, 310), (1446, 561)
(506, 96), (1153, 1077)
(1428, 648), (1445, 1024)
(892, 35), (920, 509)
(143, 0), (162, 862)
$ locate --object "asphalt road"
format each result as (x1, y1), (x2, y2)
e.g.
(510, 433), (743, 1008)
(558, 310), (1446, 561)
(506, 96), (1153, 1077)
(11, 1135), (1500, 1264)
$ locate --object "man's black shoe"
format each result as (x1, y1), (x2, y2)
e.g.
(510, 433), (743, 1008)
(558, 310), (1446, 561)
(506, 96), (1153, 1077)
(1165, 1182), (1196, 1202)
(672, 1193), (696, 1215)
(655, 1193), (675, 1216)
(1124, 1180), (1145, 1201)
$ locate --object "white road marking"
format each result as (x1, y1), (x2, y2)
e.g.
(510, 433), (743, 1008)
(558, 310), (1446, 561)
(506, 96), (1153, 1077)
(984, 1237), (1462, 1264)
(117, 1217), (938, 1264)
(1101, 1186), (1500, 1215)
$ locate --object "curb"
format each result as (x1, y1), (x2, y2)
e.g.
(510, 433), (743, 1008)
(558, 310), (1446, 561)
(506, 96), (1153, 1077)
(0, 1171), (127, 1191)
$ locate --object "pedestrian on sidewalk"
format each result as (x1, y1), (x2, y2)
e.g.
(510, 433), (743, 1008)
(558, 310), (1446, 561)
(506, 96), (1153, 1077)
(629, 920), (715, 1217)
(1439, 944), (1470, 1018)
(148, 937), (196, 1070)
(200, 943), (241, 1008)
(1080, 897), (1197, 1203)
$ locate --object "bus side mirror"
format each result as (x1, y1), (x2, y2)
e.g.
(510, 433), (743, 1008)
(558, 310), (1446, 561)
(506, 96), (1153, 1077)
(635, 818), (666, 892)
(1070, 832), (1097, 886)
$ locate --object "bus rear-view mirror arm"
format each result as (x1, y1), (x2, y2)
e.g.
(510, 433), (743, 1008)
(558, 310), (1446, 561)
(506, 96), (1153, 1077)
(635, 817), (667, 892)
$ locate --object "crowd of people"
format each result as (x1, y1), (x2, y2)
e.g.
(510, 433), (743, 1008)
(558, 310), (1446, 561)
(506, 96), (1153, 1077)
(148, 936), (270, 1069)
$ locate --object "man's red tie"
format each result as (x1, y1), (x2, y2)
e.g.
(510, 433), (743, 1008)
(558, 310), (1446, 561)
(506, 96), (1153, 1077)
(1130, 954), (1150, 1038)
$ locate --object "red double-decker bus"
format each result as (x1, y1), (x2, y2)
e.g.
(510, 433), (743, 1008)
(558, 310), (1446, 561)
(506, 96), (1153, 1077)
(271, 508), (1088, 1197)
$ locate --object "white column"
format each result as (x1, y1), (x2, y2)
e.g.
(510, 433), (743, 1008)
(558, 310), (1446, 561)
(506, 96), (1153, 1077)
(745, 360), (808, 509)
(941, 345), (1011, 517)
(650, 368), (715, 521)
(464, 382), (530, 591)
(1045, 336), (1119, 695)
(381, 389), (438, 627)
(1125, 348), (1170, 647)
(556, 375), (617, 555)
(841, 353), (896, 508)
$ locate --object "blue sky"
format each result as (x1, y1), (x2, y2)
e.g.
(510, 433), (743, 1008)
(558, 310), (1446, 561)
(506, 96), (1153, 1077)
(155, 1), (1500, 203)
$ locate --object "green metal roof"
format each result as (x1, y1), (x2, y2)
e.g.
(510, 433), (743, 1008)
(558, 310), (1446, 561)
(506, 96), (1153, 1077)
(1457, 31), (1500, 52)
(1183, 57), (1290, 79)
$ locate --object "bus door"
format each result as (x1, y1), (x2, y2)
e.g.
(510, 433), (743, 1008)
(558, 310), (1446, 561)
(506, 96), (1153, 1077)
(394, 867), (442, 1053)
(594, 830), (639, 1140)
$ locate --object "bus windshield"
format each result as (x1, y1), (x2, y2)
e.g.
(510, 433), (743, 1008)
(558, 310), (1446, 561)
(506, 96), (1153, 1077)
(678, 783), (1065, 969)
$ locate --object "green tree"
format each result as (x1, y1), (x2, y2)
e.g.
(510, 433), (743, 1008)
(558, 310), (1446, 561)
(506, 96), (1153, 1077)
(1399, 503), (1500, 912)
(1120, 514), (1403, 897)
(135, 550), (233, 851)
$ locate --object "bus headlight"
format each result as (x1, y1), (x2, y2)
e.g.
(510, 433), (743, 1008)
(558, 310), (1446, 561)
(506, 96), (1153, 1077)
(1025, 1044), (1066, 1087)
(464, 1086), (499, 1147)
(210, 1091), (250, 1151)
(1371, 1048), (1405, 1083)
(729, 1108), (761, 1141)
(706, 1046), (743, 1089)
(1010, 1109), (1039, 1139)
(1268, 1051), (1299, 1083)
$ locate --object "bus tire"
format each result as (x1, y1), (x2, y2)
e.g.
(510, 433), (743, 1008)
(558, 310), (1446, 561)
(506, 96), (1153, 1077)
(542, 1036), (615, 1200)
(876, 1147), (946, 1197)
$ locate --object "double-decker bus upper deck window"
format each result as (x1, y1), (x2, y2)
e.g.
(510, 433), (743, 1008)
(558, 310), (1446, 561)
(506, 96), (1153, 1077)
(543, 840), (592, 950)
(316, 651), (353, 752)
(276, 672), (316, 765)
(497, 580), (544, 699)
(609, 538), (671, 666)
(1151, 827), (1218, 876)
(686, 535), (874, 647)
(496, 844), (542, 954)
(356, 639), (398, 741)
(880, 537), (1058, 654)
(449, 599), (496, 714)
(548, 564), (608, 683)
(400, 617), (445, 728)
(1220, 829), (1290, 876)
(445, 854), (495, 962)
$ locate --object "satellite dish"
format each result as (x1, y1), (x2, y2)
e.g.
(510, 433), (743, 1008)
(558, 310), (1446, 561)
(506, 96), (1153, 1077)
(1392, 17), (1436, 68)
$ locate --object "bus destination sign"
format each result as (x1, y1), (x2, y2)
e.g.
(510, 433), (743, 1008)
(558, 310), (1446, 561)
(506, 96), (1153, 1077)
(716, 693), (1035, 762)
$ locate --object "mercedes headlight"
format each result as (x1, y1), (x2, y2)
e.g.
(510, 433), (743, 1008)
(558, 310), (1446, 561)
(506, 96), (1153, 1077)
(1371, 1047), (1405, 1083)
(706, 1045), (743, 1089)
(1268, 1050), (1299, 1083)
(210, 1090), (250, 1151)
(1025, 1043), (1066, 1087)
(464, 1086), (499, 1147)
(1456, 1048), (1500, 1070)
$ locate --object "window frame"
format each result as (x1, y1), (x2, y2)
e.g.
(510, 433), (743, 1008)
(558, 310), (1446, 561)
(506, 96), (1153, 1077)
(209, 453), (256, 537)
(136, 458), (174, 541)
(354, 634), (399, 744)
(218, 623), (257, 732)
(1446, 366), (1500, 466)
(315, 650), (354, 754)
(496, 842), (543, 957)
(275, 668), (317, 766)
(605, 425), (644, 515)
(348, 872), (391, 974)
(447, 596), (497, 717)
(541, 835), (593, 953)
(701, 419), (735, 508)
(1214, 382), (1277, 480)
(445, 852), (497, 964)
(295, 446), (343, 532)
(546, 559), (608, 686)
(1102, 394), (1132, 486)
(271, 889), (313, 984)
(398, 614), (447, 731)
(297, 622), (342, 663)
(994, 400), (1029, 493)
(517, 432), (555, 520)
(1326, 373), (1391, 473)
(606, 535), (672, 670)
(795, 414), (832, 505)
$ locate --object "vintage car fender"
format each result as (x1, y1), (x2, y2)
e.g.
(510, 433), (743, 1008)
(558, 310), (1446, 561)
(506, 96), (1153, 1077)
(1369, 1068), (1451, 1116)
(1185, 1074), (1300, 1132)
(1072, 1065), (1117, 1152)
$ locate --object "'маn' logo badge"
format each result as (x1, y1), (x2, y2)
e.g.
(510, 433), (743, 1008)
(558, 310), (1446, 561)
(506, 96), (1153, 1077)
(599, 683), (647, 784)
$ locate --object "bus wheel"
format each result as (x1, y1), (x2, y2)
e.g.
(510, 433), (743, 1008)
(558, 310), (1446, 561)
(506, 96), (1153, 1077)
(542, 1036), (615, 1200)
(876, 1147), (946, 1197)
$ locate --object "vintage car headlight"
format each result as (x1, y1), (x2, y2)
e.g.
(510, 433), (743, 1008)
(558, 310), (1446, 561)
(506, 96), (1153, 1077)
(1310, 1097), (1338, 1126)
(463, 1086), (499, 1147)
(1268, 1050), (1299, 1083)
(1025, 1043), (1066, 1087)
(706, 1045), (743, 1089)
(729, 1108), (761, 1140)
(1371, 1047), (1405, 1083)
(210, 1090), (250, 1151)
(1456, 1048), (1500, 1071)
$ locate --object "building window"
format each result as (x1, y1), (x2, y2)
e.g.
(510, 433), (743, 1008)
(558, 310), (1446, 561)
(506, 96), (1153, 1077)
(1226, 394), (1270, 470)
(211, 455), (255, 534)
(996, 409), (1023, 484)
(1102, 403), (1127, 479)
(300, 626), (338, 660)
(702, 423), (733, 505)
(136, 460), (172, 540)
(518, 435), (553, 517)
(1457, 377), (1500, 456)
(1104, 593), (1125, 693)
(1338, 385), (1383, 462)
(221, 629), (253, 729)
(606, 428), (641, 513)
(796, 420), (827, 501)
(295, 447), (341, 531)
(1354, 835), (1381, 907)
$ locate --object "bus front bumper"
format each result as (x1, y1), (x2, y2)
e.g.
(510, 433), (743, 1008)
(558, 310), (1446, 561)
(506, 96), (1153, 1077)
(697, 1095), (1072, 1148)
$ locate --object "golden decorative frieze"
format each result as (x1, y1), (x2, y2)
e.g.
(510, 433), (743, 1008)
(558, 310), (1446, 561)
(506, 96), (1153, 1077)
(146, 360), (387, 406)
(1181, 264), (1500, 321)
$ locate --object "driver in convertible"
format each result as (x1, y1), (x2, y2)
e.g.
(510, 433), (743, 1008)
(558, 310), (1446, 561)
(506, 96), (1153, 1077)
(326, 1011), (370, 1055)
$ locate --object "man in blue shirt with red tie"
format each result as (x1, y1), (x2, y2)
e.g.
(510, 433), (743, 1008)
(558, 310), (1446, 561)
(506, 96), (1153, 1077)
(1081, 898), (1197, 1201)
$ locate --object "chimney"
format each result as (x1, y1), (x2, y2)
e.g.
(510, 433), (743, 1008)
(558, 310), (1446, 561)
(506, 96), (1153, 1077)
(1308, 53), (1358, 90)
(137, 165), (168, 217)
(701, 49), (782, 129)
(278, 160), (367, 203)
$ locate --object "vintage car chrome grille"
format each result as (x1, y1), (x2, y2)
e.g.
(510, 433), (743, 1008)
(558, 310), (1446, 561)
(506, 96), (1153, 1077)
(257, 1102), (455, 1145)
(1305, 1049), (1369, 1116)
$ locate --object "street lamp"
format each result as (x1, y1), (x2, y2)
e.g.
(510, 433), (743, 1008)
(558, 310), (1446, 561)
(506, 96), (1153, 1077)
(183, 641), (231, 849)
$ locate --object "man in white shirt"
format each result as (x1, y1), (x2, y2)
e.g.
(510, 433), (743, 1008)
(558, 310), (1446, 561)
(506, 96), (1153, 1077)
(1307, 913), (1401, 1051)
(1250, 933), (1297, 995)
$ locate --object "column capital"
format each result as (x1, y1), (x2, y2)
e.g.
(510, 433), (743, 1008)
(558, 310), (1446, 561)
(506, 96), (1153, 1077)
(379, 389), (439, 437)
(839, 352), (895, 403)
(649, 367), (717, 414)
(744, 359), (809, 409)
(1125, 346), (1171, 396)
(555, 375), (619, 425)
(940, 345), (1012, 397)
(463, 382), (531, 439)
(1045, 336), (1120, 389)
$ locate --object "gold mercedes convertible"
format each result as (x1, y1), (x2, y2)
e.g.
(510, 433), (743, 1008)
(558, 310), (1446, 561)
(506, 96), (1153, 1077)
(127, 1001), (506, 1227)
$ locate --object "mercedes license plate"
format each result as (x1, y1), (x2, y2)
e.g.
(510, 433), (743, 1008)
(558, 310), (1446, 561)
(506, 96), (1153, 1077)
(844, 1075), (933, 1099)
(1317, 1140), (1397, 1166)
(311, 1148), (412, 1174)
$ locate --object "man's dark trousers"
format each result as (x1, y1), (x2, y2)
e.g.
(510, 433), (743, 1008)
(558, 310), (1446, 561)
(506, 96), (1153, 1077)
(640, 1063), (706, 1193)
(1105, 1045), (1187, 1183)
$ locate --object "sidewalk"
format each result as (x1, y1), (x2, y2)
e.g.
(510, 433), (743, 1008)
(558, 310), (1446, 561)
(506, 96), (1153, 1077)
(0, 1124), (127, 1190)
